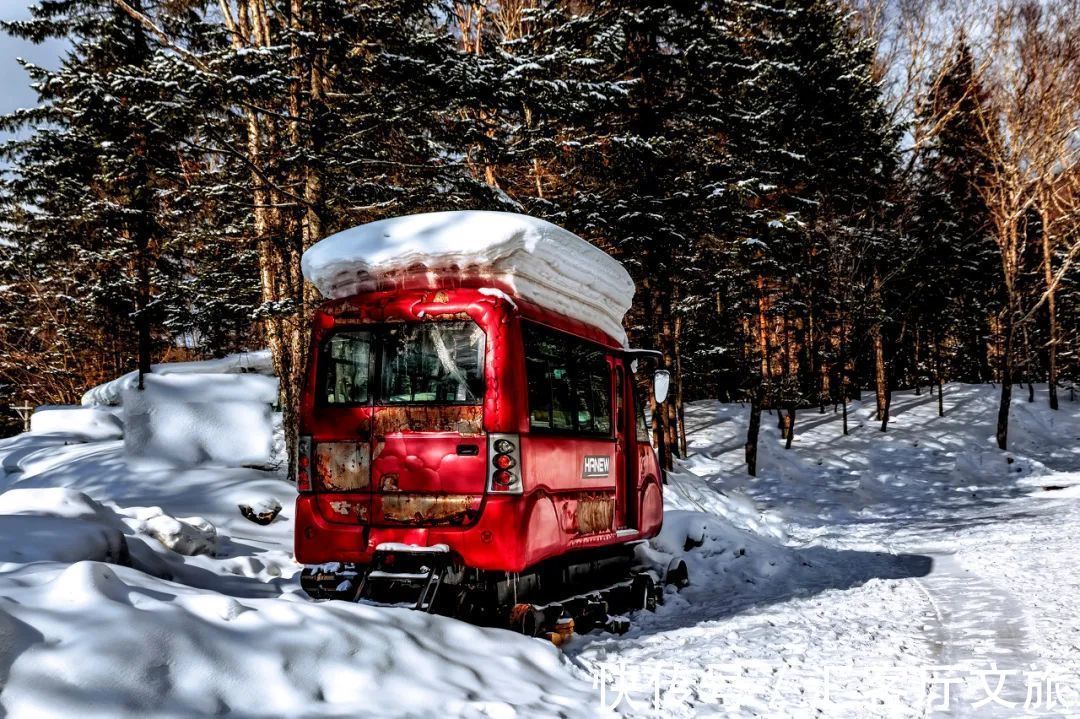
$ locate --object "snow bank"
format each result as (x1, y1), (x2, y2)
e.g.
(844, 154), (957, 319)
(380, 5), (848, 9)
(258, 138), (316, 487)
(0, 561), (595, 719)
(0, 516), (127, 566)
(122, 374), (278, 469)
(82, 350), (274, 407)
(301, 211), (636, 345)
(664, 460), (789, 541)
(28, 405), (123, 440)
(0, 489), (128, 567)
(0, 487), (115, 521)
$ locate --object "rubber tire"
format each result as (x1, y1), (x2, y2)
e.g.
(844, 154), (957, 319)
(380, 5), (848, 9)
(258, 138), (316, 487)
(665, 558), (690, 589)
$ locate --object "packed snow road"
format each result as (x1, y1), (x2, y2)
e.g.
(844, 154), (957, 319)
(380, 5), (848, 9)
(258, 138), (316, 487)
(0, 383), (1078, 717)
(576, 383), (1080, 717)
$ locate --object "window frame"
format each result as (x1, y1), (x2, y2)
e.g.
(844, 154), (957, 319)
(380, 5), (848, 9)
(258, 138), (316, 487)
(377, 321), (487, 406)
(315, 321), (487, 408)
(316, 329), (376, 409)
(521, 320), (615, 440)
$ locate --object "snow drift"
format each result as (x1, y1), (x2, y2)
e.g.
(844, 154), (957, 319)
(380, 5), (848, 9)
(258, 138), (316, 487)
(301, 210), (636, 346)
(0, 489), (129, 567)
(0, 472), (591, 719)
(122, 374), (279, 469)
(0, 561), (594, 719)
(28, 405), (123, 441)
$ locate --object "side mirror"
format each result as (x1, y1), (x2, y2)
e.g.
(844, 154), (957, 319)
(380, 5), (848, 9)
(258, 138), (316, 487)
(653, 370), (670, 404)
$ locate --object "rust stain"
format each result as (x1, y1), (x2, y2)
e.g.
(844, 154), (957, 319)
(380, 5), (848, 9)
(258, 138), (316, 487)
(428, 311), (471, 321)
(575, 494), (615, 534)
(329, 500), (369, 522)
(328, 300), (362, 316)
(432, 291), (450, 303)
(380, 473), (399, 491)
(315, 442), (370, 491)
(380, 494), (479, 526)
(373, 406), (483, 436)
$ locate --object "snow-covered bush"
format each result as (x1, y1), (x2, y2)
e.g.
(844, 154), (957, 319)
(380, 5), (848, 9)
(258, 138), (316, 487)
(120, 506), (218, 556)
(122, 373), (278, 469)
(81, 350), (274, 407)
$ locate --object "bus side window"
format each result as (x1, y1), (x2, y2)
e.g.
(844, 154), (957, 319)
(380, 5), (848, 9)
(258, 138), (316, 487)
(524, 329), (573, 431)
(523, 322), (612, 437)
(582, 349), (611, 434)
(550, 362), (574, 431)
(525, 354), (551, 428)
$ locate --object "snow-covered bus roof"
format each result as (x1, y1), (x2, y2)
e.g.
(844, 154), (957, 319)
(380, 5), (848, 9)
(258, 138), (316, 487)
(301, 211), (635, 346)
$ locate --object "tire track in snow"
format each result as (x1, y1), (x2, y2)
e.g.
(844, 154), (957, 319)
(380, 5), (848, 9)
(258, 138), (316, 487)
(914, 552), (1038, 718)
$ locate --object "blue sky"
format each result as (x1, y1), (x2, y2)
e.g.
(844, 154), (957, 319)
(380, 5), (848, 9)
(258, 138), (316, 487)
(1, 1), (67, 146)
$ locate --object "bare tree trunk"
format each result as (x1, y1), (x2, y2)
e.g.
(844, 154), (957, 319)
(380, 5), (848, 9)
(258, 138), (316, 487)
(673, 309), (688, 457)
(819, 350), (829, 414)
(136, 253), (152, 390)
(839, 315), (850, 436)
(841, 391), (849, 435)
(1041, 225), (1059, 409)
(746, 275), (770, 475)
(643, 276), (673, 471)
(880, 378), (892, 432)
(871, 272), (887, 421)
(935, 332), (944, 417)
(913, 327), (921, 396)
(746, 387), (762, 476)
(1020, 323), (1035, 403)
(977, 314), (993, 383)
(997, 308), (1015, 450)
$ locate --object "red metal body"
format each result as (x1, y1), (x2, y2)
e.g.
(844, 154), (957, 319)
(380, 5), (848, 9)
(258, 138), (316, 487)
(294, 283), (664, 573)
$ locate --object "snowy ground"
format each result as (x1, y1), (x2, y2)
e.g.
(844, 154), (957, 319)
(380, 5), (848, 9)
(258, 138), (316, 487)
(577, 384), (1080, 718)
(1, 383), (1079, 717)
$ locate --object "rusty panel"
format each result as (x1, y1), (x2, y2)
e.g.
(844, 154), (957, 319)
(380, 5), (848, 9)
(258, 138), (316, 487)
(373, 406), (483, 436)
(379, 494), (480, 526)
(427, 311), (471, 321)
(315, 442), (371, 491)
(575, 494), (615, 534)
(324, 498), (369, 523)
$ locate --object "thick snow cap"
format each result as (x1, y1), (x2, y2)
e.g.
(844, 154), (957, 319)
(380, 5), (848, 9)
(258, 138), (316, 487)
(301, 211), (635, 346)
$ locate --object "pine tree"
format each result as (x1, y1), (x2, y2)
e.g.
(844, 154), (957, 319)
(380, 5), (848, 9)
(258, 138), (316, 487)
(723, 0), (901, 461)
(0, 0), (206, 400)
(466, 0), (748, 465)
(152, 0), (487, 477)
(909, 42), (1001, 390)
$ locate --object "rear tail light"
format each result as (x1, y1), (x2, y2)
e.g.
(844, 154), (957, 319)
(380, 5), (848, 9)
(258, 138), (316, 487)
(297, 436), (313, 492)
(488, 433), (522, 494)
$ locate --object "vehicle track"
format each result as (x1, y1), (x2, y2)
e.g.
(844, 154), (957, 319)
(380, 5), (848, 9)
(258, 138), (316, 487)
(914, 552), (1039, 717)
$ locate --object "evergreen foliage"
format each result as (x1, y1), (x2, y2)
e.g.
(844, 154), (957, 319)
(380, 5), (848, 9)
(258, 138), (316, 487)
(0, 0), (1077, 463)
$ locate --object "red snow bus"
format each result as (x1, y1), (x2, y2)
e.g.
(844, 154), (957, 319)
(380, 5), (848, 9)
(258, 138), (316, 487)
(294, 214), (680, 631)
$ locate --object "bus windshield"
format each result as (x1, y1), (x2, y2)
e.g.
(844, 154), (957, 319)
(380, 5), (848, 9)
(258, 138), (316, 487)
(320, 321), (485, 406)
